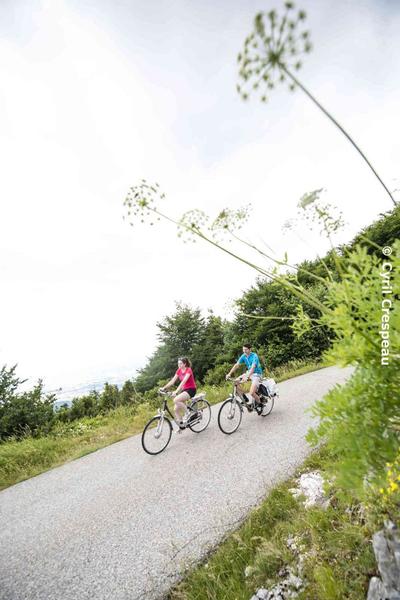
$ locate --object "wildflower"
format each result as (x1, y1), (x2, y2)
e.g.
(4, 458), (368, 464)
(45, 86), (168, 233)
(237, 3), (311, 103)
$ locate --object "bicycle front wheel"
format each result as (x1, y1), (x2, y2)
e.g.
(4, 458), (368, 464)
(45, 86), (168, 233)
(188, 398), (211, 433)
(218, 398), (242, 435)
(141, 416), (172, 455)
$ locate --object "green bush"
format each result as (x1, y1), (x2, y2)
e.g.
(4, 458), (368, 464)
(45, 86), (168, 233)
(308, 241), (400, 493)
(203, 362), (236, 385)
(0, 378), (55, 440)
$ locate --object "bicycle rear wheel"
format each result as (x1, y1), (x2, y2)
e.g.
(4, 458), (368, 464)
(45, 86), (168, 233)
(260, 395), (275, 417)
(218, 398), (242, 434)
(142, 416), (172, 455)
(188, 398), (211, 433)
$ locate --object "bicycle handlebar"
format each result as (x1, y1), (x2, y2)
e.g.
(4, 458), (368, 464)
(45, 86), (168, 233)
(158, 389), (175, 397)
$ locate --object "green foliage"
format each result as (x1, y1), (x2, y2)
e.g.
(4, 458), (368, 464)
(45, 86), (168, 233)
(0, 365), (143, 441)
(134, 303), (206, 391)
(190, 312), (226, 381)
(296, 204), (400, 285)
(350, 204), (400, 255)
(307, 241), (400, 492)
(67, 391), (101, 421)
(100, 383), (121, 412)
(230, 279), (331, 369)
(134, 305), (226, 391)
(203, 362), (236, 385)
(0, 375), (55, 440)
(0, 364), (26, 403)
(121, 380), (136, 405)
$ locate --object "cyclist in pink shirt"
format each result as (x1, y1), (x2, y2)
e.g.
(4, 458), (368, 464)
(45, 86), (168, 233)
(161, 357), (197, 426)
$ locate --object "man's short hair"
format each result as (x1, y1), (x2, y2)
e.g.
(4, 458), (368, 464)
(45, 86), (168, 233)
(243, 343), (252, 349)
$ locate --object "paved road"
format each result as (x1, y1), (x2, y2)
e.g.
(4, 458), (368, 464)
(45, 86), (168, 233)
(0, 366), (352, 600)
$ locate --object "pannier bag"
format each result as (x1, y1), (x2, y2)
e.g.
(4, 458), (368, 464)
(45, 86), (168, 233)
(260, 378), (278, 397)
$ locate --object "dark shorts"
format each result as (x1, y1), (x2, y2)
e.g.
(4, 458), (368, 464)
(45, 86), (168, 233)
(183, 388), (197, 398)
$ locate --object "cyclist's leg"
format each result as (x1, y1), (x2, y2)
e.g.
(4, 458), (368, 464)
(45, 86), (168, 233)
(250, 376), (261, 404)
(174, 391), (190, 420)
(236, 381), (245, 399)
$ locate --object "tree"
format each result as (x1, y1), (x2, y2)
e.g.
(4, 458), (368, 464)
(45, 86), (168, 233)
(134, 303), (205, 392)
(68, 391), (100, 421)
(0, 364), (26, 405)
(100, 383), (121, 412)
(120, 380), (137, 406)
(0, 379), (55, 440)
(191, 312), (226, 381)
(230, 278), (331, 369)
(157, 303), (204, 359)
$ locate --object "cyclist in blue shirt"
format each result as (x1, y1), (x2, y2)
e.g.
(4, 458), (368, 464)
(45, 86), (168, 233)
(226, 343), (263, 412)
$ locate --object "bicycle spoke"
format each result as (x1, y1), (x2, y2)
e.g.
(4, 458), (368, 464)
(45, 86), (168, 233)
(188, 399), (211, 433)
(141, 416), (172, 454)
(218, 398), (242, 434)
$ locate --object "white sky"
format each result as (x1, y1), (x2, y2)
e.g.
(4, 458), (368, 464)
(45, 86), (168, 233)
(0, 0), (399, 389)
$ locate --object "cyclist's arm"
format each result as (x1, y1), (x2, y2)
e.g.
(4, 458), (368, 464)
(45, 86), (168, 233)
(226, 362), (241, 378)
(163, 374), (178, 390)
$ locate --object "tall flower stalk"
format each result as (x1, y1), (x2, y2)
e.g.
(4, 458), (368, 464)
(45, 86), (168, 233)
(124, 181), (334, 315)
(237, 2), (396, 207)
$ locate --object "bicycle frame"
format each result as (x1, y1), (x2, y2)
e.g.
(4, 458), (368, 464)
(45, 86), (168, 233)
(157, 391), (203, 428)
(227, 379), (253, 412)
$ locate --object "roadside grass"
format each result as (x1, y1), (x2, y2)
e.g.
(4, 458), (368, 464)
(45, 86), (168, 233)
(0, 359), (323, 490)
(167, 447), (378, 600)
(0, 404), (152, 489)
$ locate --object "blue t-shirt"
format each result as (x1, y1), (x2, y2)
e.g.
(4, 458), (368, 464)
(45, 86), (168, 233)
(238, 352), (262, 375)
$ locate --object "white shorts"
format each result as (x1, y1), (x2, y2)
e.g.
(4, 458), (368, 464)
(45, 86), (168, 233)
(249, 373), (262, 387)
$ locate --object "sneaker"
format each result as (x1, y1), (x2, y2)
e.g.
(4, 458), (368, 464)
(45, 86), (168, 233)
(255, 403), (263, 415)
(179, 410), (194, 427)
(245, 401), (254, 412)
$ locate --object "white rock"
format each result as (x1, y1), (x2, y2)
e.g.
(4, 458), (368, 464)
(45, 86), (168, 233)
(290, 471), (329, 509)
(286, 536), (299, 553)
(367, 576), (386, 600)
(287, 572), (303, 590)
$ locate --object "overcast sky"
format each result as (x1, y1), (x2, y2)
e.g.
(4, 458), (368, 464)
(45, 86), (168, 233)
(0, 0), (399, 390)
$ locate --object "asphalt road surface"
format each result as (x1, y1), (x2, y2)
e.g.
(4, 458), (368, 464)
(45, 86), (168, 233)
(0, 366), (353, 600)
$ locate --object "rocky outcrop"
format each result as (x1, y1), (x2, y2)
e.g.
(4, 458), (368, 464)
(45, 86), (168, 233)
(367, 521), (400, 600)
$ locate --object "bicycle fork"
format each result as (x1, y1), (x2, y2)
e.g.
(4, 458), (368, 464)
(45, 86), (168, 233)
(155, 409), (166, 438)
(229, 397), (242, 419)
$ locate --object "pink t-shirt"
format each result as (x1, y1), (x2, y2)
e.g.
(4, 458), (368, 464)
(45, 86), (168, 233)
(176, 367), (196, 390)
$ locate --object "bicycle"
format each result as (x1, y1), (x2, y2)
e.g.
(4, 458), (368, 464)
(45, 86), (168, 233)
(141, 389), (212, 455)
(217, 376), (275, 435)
